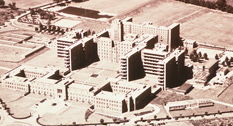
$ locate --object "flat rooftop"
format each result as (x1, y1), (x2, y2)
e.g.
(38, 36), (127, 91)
(54, 19), (81, 28)
(204, 58), (218, 69)
(95, 91), (125, 101)
(69, 61), (119, 86)
(69, 83), (93, 90)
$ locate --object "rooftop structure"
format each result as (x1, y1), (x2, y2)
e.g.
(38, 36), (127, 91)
(57, 29), (91, 58)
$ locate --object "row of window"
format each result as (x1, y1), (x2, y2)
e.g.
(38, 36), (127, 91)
(5, 85), (27, 91)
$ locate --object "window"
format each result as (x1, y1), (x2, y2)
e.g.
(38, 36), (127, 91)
(57, 89), (62, 93)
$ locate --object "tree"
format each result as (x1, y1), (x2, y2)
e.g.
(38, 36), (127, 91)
(147, 119), (151, 123)
(203, 53), (208, 60)
(190, 53), (194, 60)
(192, 54), (198, 62)
(35, 27), (39, 32)
(0, 0), (5, 7)
(140, 117), (143, 121)
(154, 115), (157, 119)
(100, 119), (104, 124)
(225, 56), (230, 66)
(226, 5), (233, 13)
(113, 118), (117, 123)
(185, 48), (188, 56)
(215, 54), (219, 60)
(198, 52), (202, 58)
(8, 2), (16, 10)
(193, 50), (197, 55)
(216, 0), (226, 11)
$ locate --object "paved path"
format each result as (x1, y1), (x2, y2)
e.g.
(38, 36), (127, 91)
(211, 99), (233, 108)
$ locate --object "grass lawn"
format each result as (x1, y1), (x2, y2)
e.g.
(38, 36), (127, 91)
(150, 90), (193, 105)
(39, 106), (112, 125)
(217, 84), (233, 104)
(7, 97), (38, 117)
(0, 87), (38, 117)
(24, 49), (65, 69)
(187, 87), (222, 100)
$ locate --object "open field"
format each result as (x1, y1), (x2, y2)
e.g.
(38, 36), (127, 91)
(127, 1), (233, 48)
(218, 84), (233, 104)
(24, 49), (65, 69)
(71, 0), (153, 15)
(5, 0), (53, 9)
(0, 87), (37, 117)
(0, 45), (29, 62)
(150, 91), (193, 105)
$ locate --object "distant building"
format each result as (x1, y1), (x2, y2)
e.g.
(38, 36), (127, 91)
(165, 99), (214, 111)
(121, 17), (180, 52)
(183, 39), (197, 48)
(176, 83), (193, 95)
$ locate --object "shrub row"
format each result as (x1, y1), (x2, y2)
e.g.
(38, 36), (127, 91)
(176, 0), (233, 14)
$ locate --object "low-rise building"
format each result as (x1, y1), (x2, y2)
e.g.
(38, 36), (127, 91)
(95, 91), (127, 113)
(67, 83), (95, 103)
(165, 99), (214, 111)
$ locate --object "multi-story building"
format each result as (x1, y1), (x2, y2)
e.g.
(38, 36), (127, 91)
(111, 19), (124, 42)
(141, 47), (185, 89)
(2, 77), (31, 92)
(64, 37), (96, 71)
(96, 36), (136, 63)
(57, 29), (91, 58)
(57, 37), (78, 58)
(121, 17), (180, 52)
(120, 46), (145, 81)
(1, 65), (154, 114)
(67, 83), (95, 103)
(95, 91), (127, 113)
(110, 79), (145, 94)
